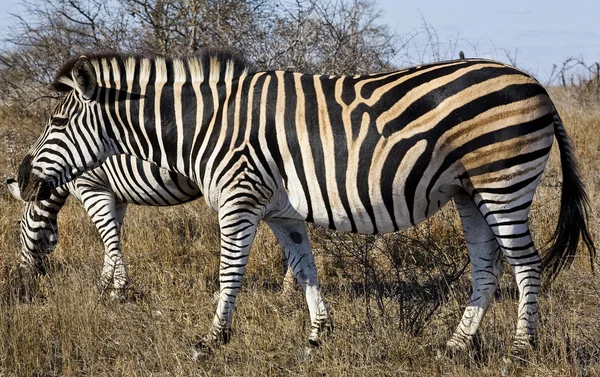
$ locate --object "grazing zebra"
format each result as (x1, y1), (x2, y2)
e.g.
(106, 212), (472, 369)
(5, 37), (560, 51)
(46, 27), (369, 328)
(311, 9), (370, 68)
(16, 51), (596, 356)
(6, 154), (202, 299)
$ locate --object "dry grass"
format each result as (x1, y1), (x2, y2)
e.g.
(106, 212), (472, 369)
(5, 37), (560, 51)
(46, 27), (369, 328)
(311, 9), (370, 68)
(0, 87), (599, 376)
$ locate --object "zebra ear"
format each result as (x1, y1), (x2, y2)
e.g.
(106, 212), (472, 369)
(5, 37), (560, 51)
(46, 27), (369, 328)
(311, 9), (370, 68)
(6, 178), (24, 202)
(72, 57), (97, 100)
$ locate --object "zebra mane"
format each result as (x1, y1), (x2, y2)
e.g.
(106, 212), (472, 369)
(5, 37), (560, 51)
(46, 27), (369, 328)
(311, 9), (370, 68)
(51, 49), (257, 93)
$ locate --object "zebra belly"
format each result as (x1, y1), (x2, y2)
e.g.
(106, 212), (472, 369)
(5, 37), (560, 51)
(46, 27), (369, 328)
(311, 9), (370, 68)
(285, 180), (456, 234)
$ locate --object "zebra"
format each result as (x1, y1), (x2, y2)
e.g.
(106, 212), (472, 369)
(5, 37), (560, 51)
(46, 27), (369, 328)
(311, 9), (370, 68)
(7, 155), (296, 300)
(15, 51), (596, 356)
(6, 154), (202, 299)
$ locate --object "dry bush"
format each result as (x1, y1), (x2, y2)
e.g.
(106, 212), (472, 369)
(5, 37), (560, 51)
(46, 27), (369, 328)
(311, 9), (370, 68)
(0, 0), (397, 121)
(549, 59), (600, 107)
(310, 206), (469, 337)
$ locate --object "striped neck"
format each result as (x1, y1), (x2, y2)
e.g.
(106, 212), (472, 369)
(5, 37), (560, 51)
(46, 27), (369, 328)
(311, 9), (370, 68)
(50, 51), (257, 185)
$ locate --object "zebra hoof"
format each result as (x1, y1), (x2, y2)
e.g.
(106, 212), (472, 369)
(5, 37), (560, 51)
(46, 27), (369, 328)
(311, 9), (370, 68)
(192, 338), (214, 361)
(445, 337), (468, 354)
(442, 342), (468, 362)
(508, 345), (533, 362)
(444, 334), (482, 362)
(192, 326), (232, 361)
(109, 289), (127, 302)
(510, 335), (536, 359)
(308, 338), (321, 348)
(308, 316), (333, 348)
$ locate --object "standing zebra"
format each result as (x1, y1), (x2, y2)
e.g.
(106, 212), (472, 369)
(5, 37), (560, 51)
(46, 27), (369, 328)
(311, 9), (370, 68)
(7, 154), (201, 299)
(16, 51), (596, 356)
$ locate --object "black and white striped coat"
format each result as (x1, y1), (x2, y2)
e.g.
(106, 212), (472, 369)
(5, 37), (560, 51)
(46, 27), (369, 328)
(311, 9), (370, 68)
(17, 51), (596, 355)
(8, 154), (201, 298)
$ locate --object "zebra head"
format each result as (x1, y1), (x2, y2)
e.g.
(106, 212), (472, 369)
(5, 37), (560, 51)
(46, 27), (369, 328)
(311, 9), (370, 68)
(6, 178), (61, 274)
(18, 56), (113, 201)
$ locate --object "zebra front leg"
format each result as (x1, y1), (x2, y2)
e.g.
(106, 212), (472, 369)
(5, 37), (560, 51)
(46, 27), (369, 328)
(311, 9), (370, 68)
(193, 211), (259, 358)
(447, 193), (503, 351)
(80, 188), (129, 300)
(266, 218), (332, 347)
(107, 201), (129, 299)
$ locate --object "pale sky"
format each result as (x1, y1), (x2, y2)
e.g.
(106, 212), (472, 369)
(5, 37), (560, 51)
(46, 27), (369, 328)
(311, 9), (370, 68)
(377, 0), (600, 83)
(0, 0), (597, 83)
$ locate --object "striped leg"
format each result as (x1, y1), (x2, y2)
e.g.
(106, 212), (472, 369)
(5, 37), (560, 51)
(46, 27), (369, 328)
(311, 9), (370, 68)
(266, 218), (332, 346)
(447, 193), (503, 350)
(107, 201), (128, 297)
(474, 186), (542, 353)
(199, 209), (260, 352)
(79, 188), (129, 299)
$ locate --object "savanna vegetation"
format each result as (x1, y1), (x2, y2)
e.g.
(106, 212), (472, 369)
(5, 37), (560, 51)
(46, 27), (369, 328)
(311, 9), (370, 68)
(0, 1), (598, 375)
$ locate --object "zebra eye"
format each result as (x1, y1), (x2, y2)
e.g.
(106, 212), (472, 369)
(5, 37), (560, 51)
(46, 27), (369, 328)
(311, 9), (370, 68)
(51, 117), (69, 127)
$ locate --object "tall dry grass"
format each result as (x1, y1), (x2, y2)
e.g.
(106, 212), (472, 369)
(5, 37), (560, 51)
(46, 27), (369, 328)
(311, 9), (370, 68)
(0, 86), (598, 376)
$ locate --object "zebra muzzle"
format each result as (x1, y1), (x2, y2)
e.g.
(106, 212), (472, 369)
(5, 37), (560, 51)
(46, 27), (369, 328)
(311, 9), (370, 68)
(17, 155), (53, 201)
(17, 154), (33, 195)
(19, 175), (52, 202)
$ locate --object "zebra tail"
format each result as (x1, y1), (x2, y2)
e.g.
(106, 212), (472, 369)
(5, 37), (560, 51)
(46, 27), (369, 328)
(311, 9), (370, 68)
(542, 112), (597, 282)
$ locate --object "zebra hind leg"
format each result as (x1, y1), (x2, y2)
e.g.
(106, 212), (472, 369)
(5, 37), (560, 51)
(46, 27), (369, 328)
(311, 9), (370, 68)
(447, 193), (503, 352)
(266, 218), (332, 347)
(474, 186), (542, 355)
